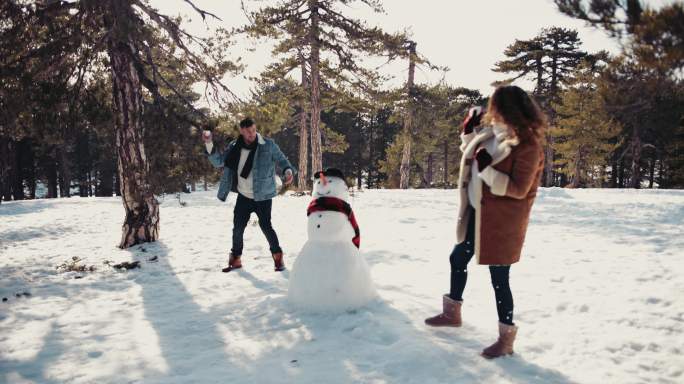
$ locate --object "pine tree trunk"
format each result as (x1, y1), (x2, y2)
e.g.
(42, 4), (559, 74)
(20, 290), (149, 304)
(443, 140), (448, 188)
(648, 154), (655, 188)
(570, 147), (582, 188)
(21, 139), (36, 199)
(106, 0), (159, 248)
(115, 166), (121, 196)
(58, 145), (71, 198)
(308, 0), (323, 176)
(426, 152), (433, 187)
(367, 115), (374, 189)
(657, 156), (664, 188)
(0, 136), (12, 202)
(298, 57), (309, 190)
(543, 138), (555, 187)
(610, 157), (618, 188)
(356, 113), (363, 190)
(12, 140), (24, 201)
(630, 127), (642, 189)
(96, 160), (115, 197)
(399, 41), (417, 189)
(45, 149), (59, 198)
(535, 57), (544, 94)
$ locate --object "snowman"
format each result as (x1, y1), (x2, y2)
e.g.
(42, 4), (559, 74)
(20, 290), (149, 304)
(287, 168), (376, 312)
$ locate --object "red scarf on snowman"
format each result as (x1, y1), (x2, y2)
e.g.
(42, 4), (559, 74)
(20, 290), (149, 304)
(307, 197), (361, 249)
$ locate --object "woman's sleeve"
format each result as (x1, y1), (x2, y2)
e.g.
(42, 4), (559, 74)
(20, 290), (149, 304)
(459, 132), (477, 153)
(478, 142), (543, 199)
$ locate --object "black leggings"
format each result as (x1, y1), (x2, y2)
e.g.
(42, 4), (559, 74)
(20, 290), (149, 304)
(449, 210), (514, 325)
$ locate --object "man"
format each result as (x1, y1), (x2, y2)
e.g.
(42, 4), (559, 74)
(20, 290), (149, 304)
(202, 118), (295, 273)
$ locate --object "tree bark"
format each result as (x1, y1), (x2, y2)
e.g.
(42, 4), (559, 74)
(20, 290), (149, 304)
(367, 114), (374, 189)
(648, 154), (656, 188)
(356, 113), (363, 190)
(443, 140), (448, 188)
(0, 136), (12, 202)
(114, 165), (122, 196)
(657, 156), (665, 188)
(96, 159), (115, 197)
(629, 127), (642, 189)
(57, 145), (71, 198)
(426, 152), (433, 187)
(20, 139), (36, 199)
(399, 41), (417, 189)
(106, 0), (159, 248)
(12, 139), (24, 201)
(298, 56), (309, 190)
(570, 147), (582, 188)
(45, 148), (59, 198)
(308, 0), (323, 176)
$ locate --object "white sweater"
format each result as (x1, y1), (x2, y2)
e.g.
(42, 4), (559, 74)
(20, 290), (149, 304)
(466, 124), (516, 209)
(236, 148), (254, 199)
(205, 141), (255, 199)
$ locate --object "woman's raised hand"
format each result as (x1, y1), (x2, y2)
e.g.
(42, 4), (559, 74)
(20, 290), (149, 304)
(463, 106), (484, 135)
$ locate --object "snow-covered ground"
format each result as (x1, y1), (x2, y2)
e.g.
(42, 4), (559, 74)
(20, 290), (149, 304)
(1, 188), (683, 384)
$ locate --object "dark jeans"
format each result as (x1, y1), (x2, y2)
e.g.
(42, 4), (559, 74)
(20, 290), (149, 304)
(449, 208), (514, 325)
(231, 193), (282, 256)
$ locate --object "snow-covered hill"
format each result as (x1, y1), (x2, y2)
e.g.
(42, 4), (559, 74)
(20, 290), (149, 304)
(1, 188), (683, 384)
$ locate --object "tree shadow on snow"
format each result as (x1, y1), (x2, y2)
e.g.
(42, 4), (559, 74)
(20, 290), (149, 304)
(0, 199), (58, 217)
(134, 242), (239, 382)
(0, 224), (75, 249)
(215, 290), (577, 384)
(0, 322), (65, 384)
(128, 241), (576, 383)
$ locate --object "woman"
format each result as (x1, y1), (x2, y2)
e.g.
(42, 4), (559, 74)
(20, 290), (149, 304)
(425, 85), (547, 359)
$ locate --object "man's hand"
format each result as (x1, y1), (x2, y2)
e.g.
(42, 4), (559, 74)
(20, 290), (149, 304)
(284, 169), (294, 186)
(463, 106), (484, 135)
(475, 147), (493, 172)
(202, 130), (212, 143)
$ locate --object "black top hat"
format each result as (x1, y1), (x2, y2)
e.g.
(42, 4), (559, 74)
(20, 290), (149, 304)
(313, 168), (345, 180)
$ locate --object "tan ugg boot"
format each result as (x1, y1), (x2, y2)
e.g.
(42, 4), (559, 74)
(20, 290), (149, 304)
(221, 253), (242, 273)
(425, 295), (463, 327)
(481, 322), (517, 359)
(272, 252), (285, 272)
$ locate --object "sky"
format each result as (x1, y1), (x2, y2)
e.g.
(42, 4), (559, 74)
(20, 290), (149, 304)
(149, 0), (633, 99)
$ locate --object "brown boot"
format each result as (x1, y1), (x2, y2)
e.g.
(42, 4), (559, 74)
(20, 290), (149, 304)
(221, 253), (242, 273)
(481, 322), (517, 359)
(272, 252), (285, 271)
(425, 295), (462, 327)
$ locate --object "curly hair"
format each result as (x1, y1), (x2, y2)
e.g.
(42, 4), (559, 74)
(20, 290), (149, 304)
(485, 85), (547, 142)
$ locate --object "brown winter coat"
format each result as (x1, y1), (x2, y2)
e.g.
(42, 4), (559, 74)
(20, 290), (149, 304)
(456, 126), (544, 265)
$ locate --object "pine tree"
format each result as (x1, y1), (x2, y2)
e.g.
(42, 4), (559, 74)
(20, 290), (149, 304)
(380, 84), (483, 188)
(493, 27), (587, 186)
(2, 0), (239, 247)
(552, 64), (620, 187)
(241, 0), (406, 184)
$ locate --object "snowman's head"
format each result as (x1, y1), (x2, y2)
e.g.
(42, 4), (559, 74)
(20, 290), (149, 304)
(313, 168), (349, 202)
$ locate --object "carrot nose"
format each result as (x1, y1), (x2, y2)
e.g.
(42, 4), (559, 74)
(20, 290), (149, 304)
(320, 173), (328, 186)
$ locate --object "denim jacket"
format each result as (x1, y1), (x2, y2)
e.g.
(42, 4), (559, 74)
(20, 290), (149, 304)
(206, 133), (296, 202)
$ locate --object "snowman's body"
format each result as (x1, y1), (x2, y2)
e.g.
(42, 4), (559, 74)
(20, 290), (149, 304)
(288, 175), (376, 312)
